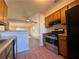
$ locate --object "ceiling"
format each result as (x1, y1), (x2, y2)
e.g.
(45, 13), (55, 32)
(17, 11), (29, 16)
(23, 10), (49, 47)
(5, 0), (65, 20)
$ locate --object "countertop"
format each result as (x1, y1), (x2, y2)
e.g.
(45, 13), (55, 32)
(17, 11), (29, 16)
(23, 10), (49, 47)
(58, 33), (67, 36)
(58, 34), (67, 41)
(0, 36), (15, 54)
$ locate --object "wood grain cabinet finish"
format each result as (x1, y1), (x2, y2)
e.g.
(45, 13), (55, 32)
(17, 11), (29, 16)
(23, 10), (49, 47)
(48, 14), (54, 24)
(6, 47), (13, 59)
(58, 36), (67, 57)
(53, 10), (61, 20)
(45, 10), (60, 28)
(45, 1), (78, 28)
(68, 1), (79, 9)
(0, 51), (6, 59)
(0, 0), (8, 23)
(60, 6), (67, 25)
(45, 17), (49, 27)
(0, 43), (13, 59)
(45, 13), (54, 27)
(0, 0), (4, 22)
(3, 2), (8, 22)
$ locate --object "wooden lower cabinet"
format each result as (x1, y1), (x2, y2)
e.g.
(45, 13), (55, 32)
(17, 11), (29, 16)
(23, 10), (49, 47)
(6, 49), (13, 59)
(6, 44), (13, 59)
(0, 43), (14, 59)
(0, 52), (6, 59)
(58, 35), (67, 57)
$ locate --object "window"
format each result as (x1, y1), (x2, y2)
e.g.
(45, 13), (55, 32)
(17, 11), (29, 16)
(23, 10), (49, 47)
(16, 28), (26, 31)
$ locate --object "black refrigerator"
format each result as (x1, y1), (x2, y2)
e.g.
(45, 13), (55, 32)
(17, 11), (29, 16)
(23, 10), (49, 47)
(66, 5), (79, 59)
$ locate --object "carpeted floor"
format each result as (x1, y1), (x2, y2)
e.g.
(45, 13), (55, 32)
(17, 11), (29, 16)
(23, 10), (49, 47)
(17, 47), (65, 59)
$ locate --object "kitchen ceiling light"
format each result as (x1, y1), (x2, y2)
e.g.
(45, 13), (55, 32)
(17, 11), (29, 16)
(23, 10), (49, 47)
(26, 19), (30, 22)
(34, 0), (49, 4)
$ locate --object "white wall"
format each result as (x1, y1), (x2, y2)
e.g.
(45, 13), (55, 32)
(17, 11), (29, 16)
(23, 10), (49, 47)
(29, 13), (46, 46)
(9, 21), (32, 33)
(30, 14), (40, 39)
(39, 14), (46, 46)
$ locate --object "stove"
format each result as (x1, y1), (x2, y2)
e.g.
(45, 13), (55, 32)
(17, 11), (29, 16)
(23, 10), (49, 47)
(45, 28), (64, 54)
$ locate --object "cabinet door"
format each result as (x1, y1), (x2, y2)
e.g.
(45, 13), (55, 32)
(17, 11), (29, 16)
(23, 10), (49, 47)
(0, 52), (6, 59)
(6, 43), (13, 59)
(68, 1), (79, 9)
(61, 6), (67, 24)
(0, 0), (7, 23)
(59, 36), (67, 57)
(53, 10), (61, 20)
(0, 0), (4, 22)
(48, 14), (54, 23)
(3, 2), (8, 22)
(6, 49), (13, 59)
(45, 17), (49, 27)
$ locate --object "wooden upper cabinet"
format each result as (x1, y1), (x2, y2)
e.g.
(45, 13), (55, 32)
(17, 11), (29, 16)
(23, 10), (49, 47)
(45, 13), (54, 28)
(68, 1), (79, 9)
(3, 2), (8, 22)
(45, 1), (79, 28)
(53, 10), (61, 20)
(45, 17), (49, 27)
(48, 14), (54, 23)
(0, 0), (4, 22)
(45, 10), (60, 27)
(61, 6), (67, 24)
(0, 0), (7, 23)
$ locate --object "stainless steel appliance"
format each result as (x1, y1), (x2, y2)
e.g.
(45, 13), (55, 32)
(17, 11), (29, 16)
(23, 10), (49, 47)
(45, 28), (64, 54)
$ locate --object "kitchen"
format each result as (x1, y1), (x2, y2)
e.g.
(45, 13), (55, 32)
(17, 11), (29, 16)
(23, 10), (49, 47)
(0, 0), (79, 59)
(44, 0), (79, 59)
